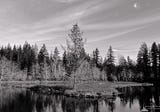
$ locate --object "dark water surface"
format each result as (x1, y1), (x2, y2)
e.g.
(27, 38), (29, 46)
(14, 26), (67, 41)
(0, 86), (159, 112)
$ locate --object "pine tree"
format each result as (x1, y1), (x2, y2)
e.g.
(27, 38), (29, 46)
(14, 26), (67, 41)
(12, 45), (18, 62)
(151, 42), (158, 82)
(92, 48), (100, 68)
(53, 47), (60, 79)
(31, 44), (39, 79)
(62, 51), (67, 70)
(107, 46), (115, 65)
(127, 56), (136, 79)
(103, 46), (115, 81)
(17, 45), (22, 64)
(64, 24), (86, 89)
(137, 43), (150, 82)
(118, 56), (127, 81)
(68, 24), (85, 58)
(38, 44), (49, 64)
(66, 24), (85, 74)
(6, 44), (12, 60)
(33, 44), (39, 61)
(158, 44), (160, 81)
(38, 44), (49, 80)
(53, 47), (60, 62)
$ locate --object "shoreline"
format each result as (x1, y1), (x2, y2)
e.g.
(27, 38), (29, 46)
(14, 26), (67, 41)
(67, 81), (153, 97)
(0, 81), (153, 98)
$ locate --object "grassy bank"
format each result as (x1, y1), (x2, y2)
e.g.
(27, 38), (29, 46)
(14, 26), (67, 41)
(0, 81), (73, 88)
(71, 81), (153, 96)
(0, 81), (153, 97)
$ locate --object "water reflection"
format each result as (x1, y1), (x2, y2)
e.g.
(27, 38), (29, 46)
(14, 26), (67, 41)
(0, 86), (160, 112)
(118, 86), (160, 112)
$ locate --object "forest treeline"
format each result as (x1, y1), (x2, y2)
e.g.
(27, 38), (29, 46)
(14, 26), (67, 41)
(0, 24), (159, 83)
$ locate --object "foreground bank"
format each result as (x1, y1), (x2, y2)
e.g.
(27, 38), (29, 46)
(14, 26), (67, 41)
(0, 81), (153, 99)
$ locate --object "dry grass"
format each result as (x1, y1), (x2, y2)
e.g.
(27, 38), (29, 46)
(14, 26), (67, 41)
(0, 81), (153, 96)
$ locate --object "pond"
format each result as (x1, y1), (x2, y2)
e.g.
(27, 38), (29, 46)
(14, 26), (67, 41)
(0, 86), (159, 112)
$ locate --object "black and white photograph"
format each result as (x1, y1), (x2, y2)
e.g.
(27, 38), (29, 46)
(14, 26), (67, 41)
(0, 0), (160, 112)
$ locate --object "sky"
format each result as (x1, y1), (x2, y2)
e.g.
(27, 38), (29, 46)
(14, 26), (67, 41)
(0, 0), (160, 60)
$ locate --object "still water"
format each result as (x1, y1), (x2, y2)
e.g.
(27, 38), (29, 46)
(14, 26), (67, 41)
(0, 86), (159, 112)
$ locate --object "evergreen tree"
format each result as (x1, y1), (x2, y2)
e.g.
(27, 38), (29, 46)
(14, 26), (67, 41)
(127, 56), (135, 68)
(92, 48), (100, 68)
(33, 44), (39, 61)
(12, 45), (18, 62)
(17, 45), (22, 64)
(18, 42), (36, 79)
(137, 43), (150, 82)
(6, 44), (12, 60)
(118, 56), (127, 81)
(68, 24), (85, 58)
(38, 44), (49, 64)
(151, 42), (158, 82)
(62, 51), (67, 70)
(127, 56), (136, 76)
(107, 46), (115, 65)
(103, 46), (115, 81)
(65, 24), (85, 75)
(0, 46), (5, 57)
(53, 47), (60, 78)
(158, 44), (160, 80)
(53, 47), (60, 62)
(38, 44), (49, 80)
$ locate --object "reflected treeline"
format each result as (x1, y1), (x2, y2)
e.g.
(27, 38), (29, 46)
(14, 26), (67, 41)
(0, 88), (34, 112)
(62, 97), (98, 112)
(117, 86), (160, 111)
(0, 88), (117, 112)
(2, 87), (160, 112)
(2, 86), (160, 112)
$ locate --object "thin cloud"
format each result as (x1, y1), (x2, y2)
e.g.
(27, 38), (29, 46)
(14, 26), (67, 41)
(113, 48), (138, 52)
(0, 0), (159, 59)
(87, 26), (145, 44)
(53, 0), (78, 3)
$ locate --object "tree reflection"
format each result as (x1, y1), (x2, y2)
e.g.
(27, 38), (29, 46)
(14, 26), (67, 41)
(118, 86), (160, 111)
(1, 86), (160, 112)
(0, 89), (101, 112)
(0, 89), (34, 112)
